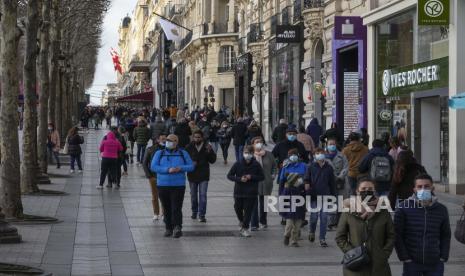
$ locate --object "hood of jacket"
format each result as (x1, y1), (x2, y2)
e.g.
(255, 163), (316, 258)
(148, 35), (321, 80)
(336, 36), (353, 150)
(369, 147), (389, 156)
(309, 118), (319, 126)
(106, 131), (116, 140)
(346, 141), (366, 152)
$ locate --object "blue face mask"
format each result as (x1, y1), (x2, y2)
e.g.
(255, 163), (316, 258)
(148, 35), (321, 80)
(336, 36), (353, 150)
(327, 145), (337, 152)
(289, 155), (299, 163)
(165, 141), (175, 149)
(416, 189), (432, 201)
(315, 154), (326, 161)
(287, 135), (296, 142)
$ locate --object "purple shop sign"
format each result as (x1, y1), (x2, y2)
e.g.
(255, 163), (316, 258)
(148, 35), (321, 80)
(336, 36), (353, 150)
(334, 16), (366, 40)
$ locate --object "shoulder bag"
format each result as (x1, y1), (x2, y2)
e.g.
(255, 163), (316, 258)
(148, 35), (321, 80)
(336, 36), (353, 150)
(342, 221), (371, 271)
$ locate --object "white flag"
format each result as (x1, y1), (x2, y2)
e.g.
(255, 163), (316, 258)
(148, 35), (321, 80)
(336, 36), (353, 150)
(158, 17), (183, 43)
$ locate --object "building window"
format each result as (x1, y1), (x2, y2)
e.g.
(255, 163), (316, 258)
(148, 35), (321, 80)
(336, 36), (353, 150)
(219, 46), (236, 71)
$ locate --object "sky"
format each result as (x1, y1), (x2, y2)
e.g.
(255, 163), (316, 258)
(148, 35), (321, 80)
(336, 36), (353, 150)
(87, 0), (133, 105)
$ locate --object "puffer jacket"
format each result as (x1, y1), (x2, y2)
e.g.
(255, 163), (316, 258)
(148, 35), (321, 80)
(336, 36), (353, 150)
(150, 148), (194, 186)
(327, 151), (348, 190)
(100, 132), (123, 159)
(394, 196), (451, 265)
(68, 134), (84, 156)
(342, 141), (369, 178)
(149, 120), (166, 139)
(304, 161), (336, 200)
(133, 121), (151, 145)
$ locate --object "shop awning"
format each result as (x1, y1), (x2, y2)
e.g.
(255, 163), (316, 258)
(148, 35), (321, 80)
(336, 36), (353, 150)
(116, 91), (153, 103)
(449, 92), (465, 109)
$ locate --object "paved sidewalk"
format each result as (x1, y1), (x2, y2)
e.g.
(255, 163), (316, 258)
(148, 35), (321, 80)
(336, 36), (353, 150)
(1, 128), (464, 275)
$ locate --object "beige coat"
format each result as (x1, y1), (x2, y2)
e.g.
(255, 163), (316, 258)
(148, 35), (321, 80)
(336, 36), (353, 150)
(49, 130), (61, 152)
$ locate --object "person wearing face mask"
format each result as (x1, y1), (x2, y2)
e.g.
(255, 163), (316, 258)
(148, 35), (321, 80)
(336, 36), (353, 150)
(230, 117), (248, 162)
(47, 123), (61, 169)
(336, 178), (395, 276)
(151, 134), (195, 238)
(250, 137), (277, 230)
(272, 126), (308, 169)
(185, 130), (217, 222)
(394, 174), (451, 276)
(304, 148), (336, 247)
(342, 132), (369, 195)
(142, 133), (167, 221)
(281, 173), (306, 247)
(297, 126), (315, 160)
(217, 121), (232, 164)
(227, 146), (265, 237)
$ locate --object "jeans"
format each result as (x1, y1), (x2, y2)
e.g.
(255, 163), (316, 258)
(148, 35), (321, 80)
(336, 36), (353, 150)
(234, 145), (244, 162)
(234, 196), (257, 229)
(220, 142), (230, 162)
(99, 157), (118, 186)
(48, 147), (60, 167)
(250, 195), (267, 228)
(309, 200), (328, 241)
(70, 154), (82, 170)
(136, 144), (146, 163)
(209, 142), (219, 154)
(158, 186), (186, 230)
(149, 177), (162, 216)
(403, 261), (444, 276)
(348, 176), (358, 195)
(189, 181), (209, 217)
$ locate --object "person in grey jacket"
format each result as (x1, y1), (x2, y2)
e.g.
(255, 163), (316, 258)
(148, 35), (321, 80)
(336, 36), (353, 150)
(250, 136), (277, 230)
(150, 116), (166, 141)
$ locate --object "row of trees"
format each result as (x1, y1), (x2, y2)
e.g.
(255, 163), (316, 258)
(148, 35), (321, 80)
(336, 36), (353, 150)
(0, 0), (109, 236)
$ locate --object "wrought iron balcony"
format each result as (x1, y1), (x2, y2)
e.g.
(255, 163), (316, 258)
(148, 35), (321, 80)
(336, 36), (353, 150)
(294, 0), (302, 23)
(247, 23), (262, 43)
(179, 31), (192, 50)
(217, 65), (235, 73)
(214, 22), (228, 34)
(304, 0), (324, 9)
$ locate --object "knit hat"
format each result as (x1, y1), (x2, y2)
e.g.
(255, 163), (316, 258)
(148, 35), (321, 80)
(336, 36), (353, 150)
(285, 173), (301, 188)
(286, 126), (298, 133)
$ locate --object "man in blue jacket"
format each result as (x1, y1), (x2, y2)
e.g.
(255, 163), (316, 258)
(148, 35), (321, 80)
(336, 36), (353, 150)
(359, 139), (394, 196)
(151, 134), (195, 238)
(394, 174), (451, 276)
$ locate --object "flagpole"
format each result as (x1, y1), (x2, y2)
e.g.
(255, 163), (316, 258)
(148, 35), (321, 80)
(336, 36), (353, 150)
(153, 12), (192, 33)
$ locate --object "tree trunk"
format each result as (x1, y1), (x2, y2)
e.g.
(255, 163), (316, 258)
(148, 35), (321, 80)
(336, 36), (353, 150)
(48, 0), (59, 125)
(21, 0), (41, 194)
(37, 0), (52, 174)
(56, 70), (63, 141)
(0, 0), (24, 218)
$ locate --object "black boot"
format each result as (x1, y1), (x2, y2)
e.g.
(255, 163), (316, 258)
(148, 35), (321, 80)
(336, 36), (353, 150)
(173, 226), (182, 238)
(164, 229), (173, 237)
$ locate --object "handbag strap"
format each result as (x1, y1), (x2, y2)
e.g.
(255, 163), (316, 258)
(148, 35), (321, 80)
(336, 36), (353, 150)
(362, 221), (371, 246)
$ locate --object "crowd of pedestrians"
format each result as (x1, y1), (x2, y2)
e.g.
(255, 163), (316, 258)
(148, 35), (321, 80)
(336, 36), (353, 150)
(49, 103), (457, 276)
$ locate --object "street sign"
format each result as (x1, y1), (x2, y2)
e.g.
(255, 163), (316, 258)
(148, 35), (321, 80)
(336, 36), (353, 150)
(418, 0), (449, 25)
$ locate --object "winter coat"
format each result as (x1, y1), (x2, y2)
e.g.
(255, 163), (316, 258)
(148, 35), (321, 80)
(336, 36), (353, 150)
(227, 158), (265, 198)
(272, 123), (288, 144)
(124, 118), (136, 141)
(217, 126), (232, 145)
(359, 147), (395, 193)
(278, 161), (308, 195)
(230, 122), (247, 146)
(100, 132), (123, 159)
(394, 196), (451, 265)
(255, 151), (276, 195)
(335, 206), (395, 276)
(304, 161), (336, 200)
(272, 140), (309, 166)
(342, 141), (369, 178)
(208, 125), (220, 142)
(142, 144), (164, 178)
(246, 125), (264, 144)
(149, 121), (166, 139)
(296, 133), (315, 153)
(48, 130), (61, 152)
(174, 122), (192, 148)
(321, 127), (343, 146)
(150, 148), (195, 187)
(281, 183), (306, 220)
(133, 122), (151, 145)
(306, 118), (323, 147)
(327, 151), (349, 190)
(388, 163), (426, 207)
(67, 134), (84, 156)
(103, 132), (127, 160)
(185, 143), (217, 182)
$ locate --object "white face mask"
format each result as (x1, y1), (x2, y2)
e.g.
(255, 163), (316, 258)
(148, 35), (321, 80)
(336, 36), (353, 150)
(165, 141), (175, 149)
(243, 153), (253, 161)
(254, 143), (263, 150)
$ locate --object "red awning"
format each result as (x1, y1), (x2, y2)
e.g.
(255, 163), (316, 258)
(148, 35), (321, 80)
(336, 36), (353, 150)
(116, 91), (153, 103)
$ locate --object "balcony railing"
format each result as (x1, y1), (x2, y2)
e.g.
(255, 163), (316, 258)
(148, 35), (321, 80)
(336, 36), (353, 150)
(247, 23), (262, 43)
(179, 31), (192, 49)
(213, 22), (228, 34)
(304, 0), (324, 9)
(294, 0), (302, 23)
(218, 65), (235, 73)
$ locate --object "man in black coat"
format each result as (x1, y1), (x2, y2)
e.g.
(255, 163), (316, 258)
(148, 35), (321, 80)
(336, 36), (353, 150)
(174, 118), (192, 149)
(185, 130), (217, 222)
(230, 117), (247, 162)
(272, 126), (309, 167)
(272, 119), (288, 144)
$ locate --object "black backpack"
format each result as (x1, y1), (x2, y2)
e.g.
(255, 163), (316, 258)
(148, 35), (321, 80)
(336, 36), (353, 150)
(370, 156), (392, 182)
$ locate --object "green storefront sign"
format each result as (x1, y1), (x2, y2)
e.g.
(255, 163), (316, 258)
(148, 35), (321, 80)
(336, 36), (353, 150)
(418, 0), (449, 25)
(377, 57), (449, 97)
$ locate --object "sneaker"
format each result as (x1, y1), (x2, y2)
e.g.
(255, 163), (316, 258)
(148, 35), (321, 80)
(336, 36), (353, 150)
(153, 215), (159, 221)
(260, 224), (268, 229)
(240, 229), (251, 237)
(238, 222), (244, 231)
(224, 160), (227, 165)
(115, 184), (120, 189)
(320, 240), (328, 247)
(308, 233), (315, 242)
(191, 214), (197, 220)
(284, 236), (290, 246)
(280, 219), (286, 226)
(199, 217), (207, 223)
(164, 229), (173, 237)
(250, 227), (259, 232)
(122, 172), (128, 176)
(173, 226), (183, 238)
(106, 184), (112, 188)
(78, 170), (83, 173)
(70, 170), (75, 174)
(291, 242), (300, 247)
(96, 185), (103, 189)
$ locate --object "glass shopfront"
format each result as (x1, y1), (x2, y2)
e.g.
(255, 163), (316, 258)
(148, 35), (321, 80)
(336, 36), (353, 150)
(375, 9), (449, 182)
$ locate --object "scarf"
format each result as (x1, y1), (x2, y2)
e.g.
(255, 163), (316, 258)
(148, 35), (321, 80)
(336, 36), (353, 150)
(254, 150), (266, 165)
